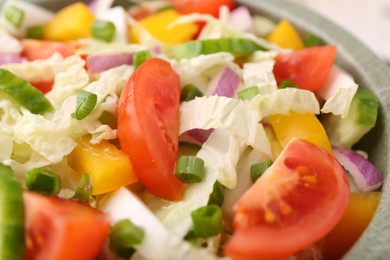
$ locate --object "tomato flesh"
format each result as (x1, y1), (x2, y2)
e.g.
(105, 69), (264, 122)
(273, 45), (336, 92)
(117, 58), (183, 201)
(24, 192), (110, 260)
(21, 39), (76, 61)
(172, 0), (234, 17)
(225, 138), (349, 260)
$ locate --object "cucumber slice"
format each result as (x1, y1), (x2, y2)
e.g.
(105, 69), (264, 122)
(173, 38), (267, 59)
(322, 89), (379, 148)
(0, 164), (25, 260)
(0, 69), (53, 114)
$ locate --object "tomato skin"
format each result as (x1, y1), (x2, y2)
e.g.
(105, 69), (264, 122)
(225, 138), (349, 260)
(21, 39), (76, 61)
(117, 58), (183, 201)
(273, 45), (336, 92)
(24, 192), (110, 260)
(172, 0), (234, 17)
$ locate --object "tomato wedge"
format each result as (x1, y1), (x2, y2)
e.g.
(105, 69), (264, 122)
(172, 0), (234, 17)
(224, 138), (349, 260)
(24, 192), (110, 260)
(21, 39), (76, 61)
(273, 45), (336, 92)
(117, 58), (182, 201)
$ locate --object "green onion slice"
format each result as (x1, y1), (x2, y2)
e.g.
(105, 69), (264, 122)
(72, 173), (93, 201)
(237, 86), (260, 100)
(175, 156), (205, 184)
(208, 181), (225, 207)
(26, 25), (44, 39)
(4, 5), (24, 28)
(26, 168), (61, 195)
(133, 50), (151, 69)
(91, 20), (116, 43)
(191, 205), (223, 238)
(0, 69), (53, 114)
(72, 90), (97, 120)
(279, 79), (300, 89)
(250, 159), (273, 183)
(110, 219), (145, 258)
(174, 38), (267, 60)
(304, 32), (321, 47)
(180, 83), (203, 102)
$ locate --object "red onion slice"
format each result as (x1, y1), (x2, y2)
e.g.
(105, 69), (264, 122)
(86, 53), (133, 74)
(229, 6), (254, 32)
(333, 146), (384, 192)
(0, 55), (25, 65)
(208, 66), (240, 97)
(180, 128), (214, 145)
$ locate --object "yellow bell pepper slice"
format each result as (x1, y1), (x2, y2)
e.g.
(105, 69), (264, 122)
(269, 112), (332, 154)
(266, 19), (305, 50)
(130, 9), (198, 44)
(44, 2), (94, 41)
(68, 137), (137, 195)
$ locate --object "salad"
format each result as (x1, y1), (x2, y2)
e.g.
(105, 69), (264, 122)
(0, 0), (384, 259)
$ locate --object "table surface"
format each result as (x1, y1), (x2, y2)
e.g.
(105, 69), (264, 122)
(290, 0), (390, 61)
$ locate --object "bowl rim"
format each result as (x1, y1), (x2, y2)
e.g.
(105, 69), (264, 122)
(238, 0), (390, 259)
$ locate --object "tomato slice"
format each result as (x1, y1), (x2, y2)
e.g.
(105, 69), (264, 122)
(117, 58), (183, 201)
(31, 80), (54, 94)
(21, 39), (76, 61)
(224, 138), (349, 260)
(172, 0), (234, 17)
(24, 192), (110, 260)
(273, 45), (336, 92)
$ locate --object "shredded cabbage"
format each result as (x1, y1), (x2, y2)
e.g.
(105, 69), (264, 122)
(0, 28), (23, 55)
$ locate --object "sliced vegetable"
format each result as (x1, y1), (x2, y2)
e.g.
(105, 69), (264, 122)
(180, 83), (203, 102)
(4, 5), (24, 28)
(68, 136), (137, 195)
(86, 53), (133, 74)
(174, 38), (267, 60)
(175, 155), (205, 184)
(208, 181), (225, 207)
(266, 19), (305, 50)
(208, 66), (240, 97)
(133, 49), (151, 69)
(26, 25), (44, 39)
(0, 164), (24, 260)
(333, 146), (383, 192)
(279, 79), (299, 89)
(72, 173), (93, 202)
(225, 138), (350, 259)
(273, 45), (336, 92)
(191, 205), (223, 238)
(173, 0), (234, 17)
(44, 2), (94, 41)
(0, 54), (24, 66)
(322, 89), (379, 148)
(237, 86), (259, 100)
(250, 159), (272, 183)
(21, 39), (76, 61)
(72, 90), (97, 120)
(91, 19), (116, 42)
(229, 6), (254, 32)
(324, 192), (381, 259)
(110, 219), (145, 259)
(269, 112), (333, 154)
(26, 168), (61, 195)
(117, 58), (182, 201)
(24, 191), (110, 260)
(0, 68), (53, 114)
(304, 32), (321, 47)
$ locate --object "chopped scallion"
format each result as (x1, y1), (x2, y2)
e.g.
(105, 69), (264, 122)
(279, 79), (300, 89)
(26, 168), (61, 195)
(157, 5), (174, 12)
(26, 25), (44, 39)
(4, 5), (24, 28)
(72, 173), (93, 201)
(110, 219), (145, 258)
(180, 84), (203, 102)
(208, 181), (225, 207)
(237, 86), (260, 100)
(92, 20), (116, 42)
(72, 90), (97, 120)
(191, 205), (223, 238)
(175, 156), (205, 184)
(304, 32), (322, 47)
(250, 159), (273, 183)
(133, 50), (151, 69)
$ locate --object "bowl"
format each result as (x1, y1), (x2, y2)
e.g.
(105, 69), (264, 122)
(237, 0), (390, 259)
